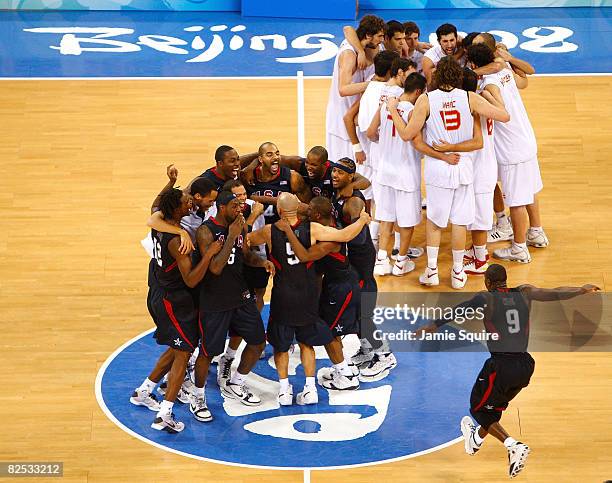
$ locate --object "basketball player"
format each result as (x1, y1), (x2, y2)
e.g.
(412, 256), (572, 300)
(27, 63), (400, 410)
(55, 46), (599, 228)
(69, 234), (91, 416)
(422, 24), (465, 87)
(275, 197), (362, 384)
(246, 142), (310, 224)
(192, 191), (273, 416)
(132, 189), (222, 432)
(469, 38), (547, 262)
(387, 56), (509, 289)
(367, 73), (427, 277)
(248, 193), (369, 403)
(402, 22), (429, 73)
(419, 264), (600, 478)
(331, 158), (395, 380)
(326, 15), (386, 163)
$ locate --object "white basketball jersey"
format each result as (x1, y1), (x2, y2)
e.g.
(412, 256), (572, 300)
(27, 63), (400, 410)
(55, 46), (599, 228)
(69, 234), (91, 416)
(376, 101), (421, 192)
(486, 68), (537, 165)
(326, 40), (372, 140)
(424, 88), (474, 188)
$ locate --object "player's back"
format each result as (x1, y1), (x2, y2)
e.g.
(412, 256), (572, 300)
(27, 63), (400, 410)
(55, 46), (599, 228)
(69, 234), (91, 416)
(424, 88), (474, 188)
(269, 221), (320, 326)
(151, 229), (186, 291)
(491, 68), (537, 165)
(485, 287), (531, 354)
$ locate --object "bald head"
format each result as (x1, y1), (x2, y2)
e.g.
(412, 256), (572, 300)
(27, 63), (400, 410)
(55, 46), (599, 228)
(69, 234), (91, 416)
(258, 141), (277, 156)
(474, 32), (496, 51)
(277, 192), (300, 215)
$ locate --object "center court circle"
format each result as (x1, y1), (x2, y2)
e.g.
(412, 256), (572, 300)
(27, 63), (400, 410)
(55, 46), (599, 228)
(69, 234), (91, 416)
(96, 306), (487, 469)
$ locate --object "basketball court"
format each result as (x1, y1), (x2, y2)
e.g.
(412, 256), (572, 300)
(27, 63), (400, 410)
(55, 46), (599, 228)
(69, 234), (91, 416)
(1, 5), (611, 482)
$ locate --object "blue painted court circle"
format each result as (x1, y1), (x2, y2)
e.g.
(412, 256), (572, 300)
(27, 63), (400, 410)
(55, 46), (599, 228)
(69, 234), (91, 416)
(96, 306), (487, 469)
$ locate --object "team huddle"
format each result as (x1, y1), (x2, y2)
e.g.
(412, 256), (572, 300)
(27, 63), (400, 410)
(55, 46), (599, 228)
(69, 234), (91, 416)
(127, 14), (600, 481)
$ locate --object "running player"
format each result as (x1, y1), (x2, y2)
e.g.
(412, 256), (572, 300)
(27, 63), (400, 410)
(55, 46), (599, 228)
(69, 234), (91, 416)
(192, 191), (274, 417)
(132, 189), (222, 432)
(326, 15), (386, 163)
(367, 72), (426, 277)
(387, 56), (509, 289)
(248, 193), (369, 403)
(419, 264), (599, 478)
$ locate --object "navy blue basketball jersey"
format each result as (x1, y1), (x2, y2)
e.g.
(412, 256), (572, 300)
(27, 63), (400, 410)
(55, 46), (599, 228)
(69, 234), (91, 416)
(485, 288), (531, 354)
(200, 167), (229, 191)
(299, 160), (334, 199)
(151, 229), (186, 291)
(269, 221), (320, 326)
(246, 166), (292, 224)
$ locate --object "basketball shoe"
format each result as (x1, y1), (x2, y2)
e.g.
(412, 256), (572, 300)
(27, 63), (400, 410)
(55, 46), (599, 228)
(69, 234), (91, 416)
(129, 389), (160, 411)
(222, 380), (261, 406)
(508, 441), (531, 478)
(151, 412), (184, 433)
(460, 416), (482, 455)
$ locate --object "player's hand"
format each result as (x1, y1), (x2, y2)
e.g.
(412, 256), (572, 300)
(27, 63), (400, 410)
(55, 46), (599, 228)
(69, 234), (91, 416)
(386, 97), (399, 111)
(207, 239), (224, 256)
(178, 229), (194, 254)
(581, 284), (601, 293)
(355, 150), (366, 165)
(263, 260), (276, 277)
(417, 41), (432, 52)
(252, 201), (264, 218)
(441, 153), (460, 165)
(274, 218), (291, 233)
(432, 139), (454, 153)
(357, 50), (368, 70)
(358, 208), (371, 224)
(167, 164), (178, 184)
(228, 214), (245, 238)
(495, 47), (512, 61)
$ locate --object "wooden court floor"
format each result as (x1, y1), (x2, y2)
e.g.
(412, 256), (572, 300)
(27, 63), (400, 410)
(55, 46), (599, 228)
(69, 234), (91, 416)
(0, 76), (611, 482)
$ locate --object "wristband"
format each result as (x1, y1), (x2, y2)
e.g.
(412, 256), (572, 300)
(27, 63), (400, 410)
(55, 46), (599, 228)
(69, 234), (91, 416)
(352, 143), (363, 154)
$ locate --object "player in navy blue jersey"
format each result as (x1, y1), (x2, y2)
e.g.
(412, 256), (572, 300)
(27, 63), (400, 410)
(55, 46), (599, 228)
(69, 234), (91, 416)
(248, 193), (370, 404)
(419, 264), (600, 478)
(331, 157), (397, 381)
(193, 191), (275, 415)
(246, 142), (311, 224)
(132, 188), (222, 433)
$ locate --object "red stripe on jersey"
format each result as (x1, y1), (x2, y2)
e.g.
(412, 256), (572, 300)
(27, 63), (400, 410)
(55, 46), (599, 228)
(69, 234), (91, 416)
(359, 279), (364, 289)
(211, 167), (225, 181)
(198, 312), (209, 357)
(327, 251), (346, 263)
(269, 255), (282, 271)
(472, 371), (497, 412)
(209, 216), (223, 226)
(306, 261), (314, 269)
(164, 261), (178, 273)
(163, 298), (195, 351)
(330, 290), (353, 329)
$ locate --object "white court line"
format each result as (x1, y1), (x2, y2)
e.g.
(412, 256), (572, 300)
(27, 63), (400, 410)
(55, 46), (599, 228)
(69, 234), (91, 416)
(297, 70), (305, 158)
(1, 72), (611, 80)
(94, 327), (464, 471)
(304, 468), (311, 483)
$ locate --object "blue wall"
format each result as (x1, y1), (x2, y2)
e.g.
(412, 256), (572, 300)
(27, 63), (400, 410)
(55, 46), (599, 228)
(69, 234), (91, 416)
(1, 0), (608, 10)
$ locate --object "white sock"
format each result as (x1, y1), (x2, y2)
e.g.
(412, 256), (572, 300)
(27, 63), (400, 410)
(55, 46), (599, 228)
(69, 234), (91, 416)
(334, 360), (352, 376)
(513, 241), (527, 251)
(496, 211), (510, 226)
(369, 221), (380, 240)
(397, 254), (408, 262)
(503, 436), (517, 448)
(426, 246), (439, 269)
(529, 225), (543, 233)
(195, 386), (205, 398)
(473, 427), (484, 445)
(452, 249), (464, 271)
(225, 346), (237, 359)
(474, 245), (487, 262)
(394, 231), (401, 250)
(230, 371), (247, 386)
(158, 399), (173, 415)
(279, 377), (290, 392)
(138, 378), (156, 394)
(377, 249), (387, 261)
(305, 376), (316, 389)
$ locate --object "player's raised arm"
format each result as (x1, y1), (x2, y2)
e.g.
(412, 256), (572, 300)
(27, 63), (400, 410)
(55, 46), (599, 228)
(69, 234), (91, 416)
(247, 224), (272, 251)
(469, 91), (510, 123)
(338, 49), (369, 97)
(275, 219), (338, 262)
(519, 284), (600, 302)
(311, 206), (371, 243)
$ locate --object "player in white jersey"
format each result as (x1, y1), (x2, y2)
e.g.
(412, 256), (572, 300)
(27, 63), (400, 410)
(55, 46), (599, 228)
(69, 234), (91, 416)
(326, 15), (385, 164)
(468, 42), (546, 264)
(387, 56), (510, 289)
(422, 24), (466, 88)
(366, 73), (427, 277)
(402, 21), (430, 73)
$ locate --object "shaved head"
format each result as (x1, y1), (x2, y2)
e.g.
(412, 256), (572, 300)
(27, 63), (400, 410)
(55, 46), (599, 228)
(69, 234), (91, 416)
(277, 192), (299, 214)
(258, 141), (277, 156)
(474, 32), (496, 51)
